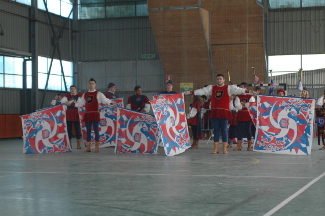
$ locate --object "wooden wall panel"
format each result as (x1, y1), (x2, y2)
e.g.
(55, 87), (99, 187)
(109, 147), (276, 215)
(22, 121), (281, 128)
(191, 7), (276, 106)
(204, 0), (266, 85)
(149, 0), (265, 90)
(0, 115), (5, 138)
(0, 115), (22, 138)
(149, 8), (212, 92)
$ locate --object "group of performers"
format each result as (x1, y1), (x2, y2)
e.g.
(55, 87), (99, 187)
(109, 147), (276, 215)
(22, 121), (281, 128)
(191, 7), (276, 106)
(186, 74), (325, 153)
(50, 78), (177, 152)
(185, 74), (256, 154)
(50, 75), (324, 154)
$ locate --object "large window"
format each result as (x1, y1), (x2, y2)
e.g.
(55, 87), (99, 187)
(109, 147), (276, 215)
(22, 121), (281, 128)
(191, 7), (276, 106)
(79, 0), (148, 19)
(0, 56), (72, 91)
(269, 0), (325, 9)
(10, 0), (73, 18)
(268, 54), (325, 76)
(0, 56), (24, 88)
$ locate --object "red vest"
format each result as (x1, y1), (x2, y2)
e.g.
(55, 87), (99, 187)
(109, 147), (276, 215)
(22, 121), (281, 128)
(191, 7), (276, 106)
(84, 91), (100, 122)
(210, 85), (232, 120)
(187, 101), (201, 126)
(237, 94), (253, 122)
(64, 93), (83, 121)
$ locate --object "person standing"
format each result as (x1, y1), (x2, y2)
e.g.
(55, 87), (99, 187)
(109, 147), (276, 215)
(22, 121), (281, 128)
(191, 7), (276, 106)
(228, 95), (241, 148)
(160, 80), (177, 94)
(186, 74), (255, 154)
(187, 95), (203, 149)
(233, 82), (255, 151)
(277, 89), (285, 96)
(51, 94), (62, 106)
(75, 78), (115, 153)
(301, 87), (310, 98)
(126, 85), (150, 113)
(60, 85), (83, 149)
(105, 83), (119, 99)
(316, 91), (325, 150)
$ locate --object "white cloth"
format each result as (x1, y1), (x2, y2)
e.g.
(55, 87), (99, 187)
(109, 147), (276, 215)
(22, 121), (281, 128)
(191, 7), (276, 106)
(194, 84), (246, 96)
(187, 107), (198, 119)
(317, 96), (324, 106)
(51, 99), (60, 106)
(60, 94), (80, 106)
(245, 95), (256, 108)
(231, 97), (242, 111)
(74, 90), (112, 108)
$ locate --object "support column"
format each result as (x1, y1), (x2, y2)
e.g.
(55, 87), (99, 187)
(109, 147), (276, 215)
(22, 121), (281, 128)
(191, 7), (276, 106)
(30, 0), (38, 112)
(72, 0), (79, 87)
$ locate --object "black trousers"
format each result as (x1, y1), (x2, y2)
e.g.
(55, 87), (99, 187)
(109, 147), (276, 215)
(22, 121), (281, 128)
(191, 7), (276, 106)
(67, 121), (81, 139)
(237, 121), (252, 141)
(191, 125), (199, 140)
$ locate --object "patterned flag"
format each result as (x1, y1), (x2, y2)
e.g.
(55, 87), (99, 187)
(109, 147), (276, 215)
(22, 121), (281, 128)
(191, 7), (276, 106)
(21, 105), (71, 154)
(248, 102), (257, 126)
(297, 80), (303, 91)
(115, 108), (159, 154)
(254, 74), (260, 85)
(150, 93), (191, 156)
(78, 98), (124, 148)
(254, 95), (315, 155)
(269, 79), (275, 94)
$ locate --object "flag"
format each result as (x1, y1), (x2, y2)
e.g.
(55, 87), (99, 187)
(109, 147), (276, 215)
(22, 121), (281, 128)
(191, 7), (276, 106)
(269, 79), (275, 94)
(115, 108), (159, 154)
(21, 105), (71, 154)
(248, 102), (257, 126)
(78, 98), (124, 148)
(254, 74), (260, 85)
(150, 93), (191, 156)
(253, 95), (315, 155)
(297, 80), (303, 91)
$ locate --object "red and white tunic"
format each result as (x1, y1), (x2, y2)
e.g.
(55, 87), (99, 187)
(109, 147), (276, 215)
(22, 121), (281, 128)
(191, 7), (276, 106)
(75, 90), (112, 122)
(194, 84), (248, 120)
(61, 93), (83, 122)
(236, 94), (255, 122)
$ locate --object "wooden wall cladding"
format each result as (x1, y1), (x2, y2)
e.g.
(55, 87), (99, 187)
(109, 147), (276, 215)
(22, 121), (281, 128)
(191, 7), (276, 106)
(0, 115), (23, 138)
(148, 0), (266, 88)
(149, 8), (213, 92)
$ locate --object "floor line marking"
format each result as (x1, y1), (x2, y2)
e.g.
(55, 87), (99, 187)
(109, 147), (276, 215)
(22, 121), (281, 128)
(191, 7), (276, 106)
(264, 171), (325, 216)
(0, 171), (315, 179)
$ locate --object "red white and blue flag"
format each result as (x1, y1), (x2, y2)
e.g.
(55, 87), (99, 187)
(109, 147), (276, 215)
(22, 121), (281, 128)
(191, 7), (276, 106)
(115, 108), (159, 154)
(78, 98), (124, 148)
(150, 93), (191, 156)
(21, 105), (70, 154)
(254, 95), (315, 155)
(269, 79), (275, 94)
(254, 74), (260, 85)
(248, 102), (257, 126)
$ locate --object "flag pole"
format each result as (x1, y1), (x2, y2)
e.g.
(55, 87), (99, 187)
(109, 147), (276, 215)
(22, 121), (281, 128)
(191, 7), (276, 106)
(269, 70), (273, 95)
(252, 66), (256, 86)
(227, 70), (232, 85)
(299, 68), (303, 97)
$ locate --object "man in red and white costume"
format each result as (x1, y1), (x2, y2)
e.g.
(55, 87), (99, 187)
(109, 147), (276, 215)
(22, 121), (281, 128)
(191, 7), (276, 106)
(233, 82), (255, 151)
(60, 85), (83, 149)
(186, 74), (255, 154)
(75, 78), (115, 153)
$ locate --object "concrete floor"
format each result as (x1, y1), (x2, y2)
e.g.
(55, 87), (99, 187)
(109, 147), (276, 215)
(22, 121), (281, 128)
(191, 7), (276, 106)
(1, 138), (325, 216)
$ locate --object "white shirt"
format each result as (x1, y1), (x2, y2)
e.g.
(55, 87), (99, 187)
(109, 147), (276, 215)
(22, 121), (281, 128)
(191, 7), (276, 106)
(74, 90), (112, 108)
(230, 96), (242, 111)
(60, 93), (80, 106)
(194, 84), (247, 96)
(317, 96), (324, 106)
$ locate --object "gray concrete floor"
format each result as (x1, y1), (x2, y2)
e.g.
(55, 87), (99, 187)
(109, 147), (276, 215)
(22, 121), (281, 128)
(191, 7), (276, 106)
(1, 138), (325, 216)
